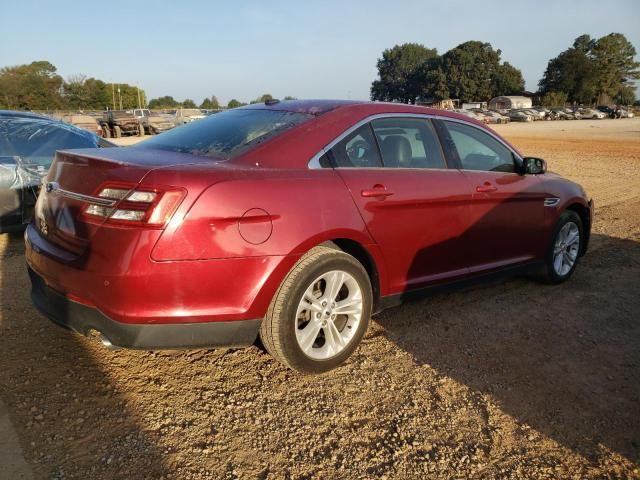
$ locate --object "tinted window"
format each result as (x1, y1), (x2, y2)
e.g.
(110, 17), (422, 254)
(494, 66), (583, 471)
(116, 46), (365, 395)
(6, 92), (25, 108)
(138, 108), (312, 160)
(329, 124), (382, 168)
(371, 118), (445, 169)
(0, 117), (98, 168)
(443, 121), (515, 172)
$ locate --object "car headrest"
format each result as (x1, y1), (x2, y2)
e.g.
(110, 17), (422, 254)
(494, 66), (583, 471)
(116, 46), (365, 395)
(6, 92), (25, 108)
(381, 135), (412, 167)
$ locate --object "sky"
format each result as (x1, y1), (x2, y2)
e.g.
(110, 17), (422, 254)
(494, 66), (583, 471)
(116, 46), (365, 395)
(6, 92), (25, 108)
(1, 0), (639, 104)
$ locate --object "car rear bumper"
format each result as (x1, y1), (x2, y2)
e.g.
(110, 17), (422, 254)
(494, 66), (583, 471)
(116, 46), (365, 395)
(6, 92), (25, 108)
(28, 266), (261, 349)
(25, 222), (298, 324)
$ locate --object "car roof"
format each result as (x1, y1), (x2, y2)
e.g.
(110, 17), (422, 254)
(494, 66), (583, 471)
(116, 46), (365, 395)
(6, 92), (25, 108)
(244, 99), (483, 125)
(0, 110), (52, 120)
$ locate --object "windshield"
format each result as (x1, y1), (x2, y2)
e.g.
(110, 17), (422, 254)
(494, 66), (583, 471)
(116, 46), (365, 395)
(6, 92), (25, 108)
(137, 108), (312, 160)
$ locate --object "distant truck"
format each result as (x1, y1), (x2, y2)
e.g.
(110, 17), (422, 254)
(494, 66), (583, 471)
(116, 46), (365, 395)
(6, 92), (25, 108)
(130, 109), (176, 135)
(173, 108), (206, 126)
(100, 111), (143, 138)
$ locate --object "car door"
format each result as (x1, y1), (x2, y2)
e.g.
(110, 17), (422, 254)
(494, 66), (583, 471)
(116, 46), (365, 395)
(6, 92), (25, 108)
(436, 119), (545, 272)
(329, 116), (473, 294)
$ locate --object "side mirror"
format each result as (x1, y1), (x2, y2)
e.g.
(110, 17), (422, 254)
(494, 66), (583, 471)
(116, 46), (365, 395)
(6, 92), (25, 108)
(523, 157), (547, 175)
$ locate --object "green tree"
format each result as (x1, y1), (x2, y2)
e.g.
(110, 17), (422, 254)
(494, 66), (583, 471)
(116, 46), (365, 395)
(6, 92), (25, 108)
(616, 84), (636, 105)
(227, 98), (244, 108)
(250, 93), (274, 104)
(540, 91), (568, 107)
(0, 60), (64, 109)
(490, 62), (525, 97)
(437, 41), (515, 102)
(148, 95), (180, 109)
(111, 84), (146, 110)
(182, 99), (197, 108)
(591, 33), (640, 104)
(370, 43), (439, 103)
(63, 74), (88, 109)
(539, 35), (599, 104)
(83, 78), (111, 110)
(283, 95), (297, 101)
(539, 33), (639, 105)
(200, 95), (220, 109)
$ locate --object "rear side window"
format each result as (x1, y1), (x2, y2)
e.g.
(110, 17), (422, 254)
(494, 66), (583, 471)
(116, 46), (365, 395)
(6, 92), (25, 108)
(371, 118), (445, 169)
(329, 124), (382, 168)
(442, 120), (515, 173)
(137, 108), (313, 160)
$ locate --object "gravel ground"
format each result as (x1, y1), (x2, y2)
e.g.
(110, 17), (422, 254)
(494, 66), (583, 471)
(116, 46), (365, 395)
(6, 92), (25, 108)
(1, 118), (639, 479)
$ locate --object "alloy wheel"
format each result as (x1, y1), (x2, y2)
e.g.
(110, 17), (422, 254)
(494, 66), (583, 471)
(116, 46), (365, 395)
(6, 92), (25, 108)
(294, 270), (363, 360)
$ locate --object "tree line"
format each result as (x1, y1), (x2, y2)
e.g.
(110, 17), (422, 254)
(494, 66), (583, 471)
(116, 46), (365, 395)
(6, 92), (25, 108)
(0, 61), (297, 111)
(0, 61), (146, 111)
(146, 93), (297, 110)
(371, 33), (639, 106)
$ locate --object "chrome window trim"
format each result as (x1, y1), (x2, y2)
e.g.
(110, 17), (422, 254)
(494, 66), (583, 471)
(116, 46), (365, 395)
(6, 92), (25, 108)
(307, 113), (523, 169)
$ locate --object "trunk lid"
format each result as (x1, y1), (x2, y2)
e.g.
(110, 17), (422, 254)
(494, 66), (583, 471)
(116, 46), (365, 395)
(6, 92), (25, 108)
(35, 147), (216, 256)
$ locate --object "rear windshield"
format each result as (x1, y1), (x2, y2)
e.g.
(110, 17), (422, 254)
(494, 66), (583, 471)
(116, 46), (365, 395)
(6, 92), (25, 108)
(137, 108), (313, 159)
(0, 117), (100, 167)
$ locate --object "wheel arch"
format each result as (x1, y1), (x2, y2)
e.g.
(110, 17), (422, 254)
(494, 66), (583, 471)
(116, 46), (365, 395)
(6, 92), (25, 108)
(565, 202), (591, 255)
(320, 238), (383, 313)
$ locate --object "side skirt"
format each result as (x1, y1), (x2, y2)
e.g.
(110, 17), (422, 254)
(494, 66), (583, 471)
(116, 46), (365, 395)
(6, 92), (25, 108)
(374, 261), (544, 314)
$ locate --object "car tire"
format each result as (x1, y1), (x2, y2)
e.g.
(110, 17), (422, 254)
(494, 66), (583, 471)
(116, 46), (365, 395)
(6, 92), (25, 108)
(537, 210), (584, 284)
(113, 126), (122, 138)
(259, 246), (372, 373)
(102, 125), (111, 138)
(138, 124), (145, 137)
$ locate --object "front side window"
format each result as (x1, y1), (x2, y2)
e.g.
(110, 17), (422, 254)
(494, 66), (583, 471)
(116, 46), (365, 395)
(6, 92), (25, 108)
(329, 124), (382, 168)
(137, 108), (313, 160)
(371, 118), (445, 169)
(443, 121), (515, 172)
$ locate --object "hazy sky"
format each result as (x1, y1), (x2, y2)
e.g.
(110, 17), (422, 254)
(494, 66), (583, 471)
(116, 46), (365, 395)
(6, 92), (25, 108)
(2, 0), (639, 104)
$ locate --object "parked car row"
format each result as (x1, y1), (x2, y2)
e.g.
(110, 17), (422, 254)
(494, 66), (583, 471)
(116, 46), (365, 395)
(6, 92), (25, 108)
(459, 105), (636, 124)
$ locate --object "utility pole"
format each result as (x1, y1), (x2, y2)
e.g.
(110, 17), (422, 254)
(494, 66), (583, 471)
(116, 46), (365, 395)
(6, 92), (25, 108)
(111, 84), (116, 110)
(136, 85), (141, 109)
(118, 87), (122, 110)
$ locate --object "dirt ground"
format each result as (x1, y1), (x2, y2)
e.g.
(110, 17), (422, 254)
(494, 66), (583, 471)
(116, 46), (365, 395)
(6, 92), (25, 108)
(1, 118), (639, 479)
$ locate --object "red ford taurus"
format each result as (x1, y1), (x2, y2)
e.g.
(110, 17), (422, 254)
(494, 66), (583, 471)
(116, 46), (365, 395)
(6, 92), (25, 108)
(25, 100), (592, 372)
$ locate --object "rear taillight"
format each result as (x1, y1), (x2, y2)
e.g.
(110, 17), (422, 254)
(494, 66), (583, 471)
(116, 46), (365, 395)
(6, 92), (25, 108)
(83, 183), (185, 228)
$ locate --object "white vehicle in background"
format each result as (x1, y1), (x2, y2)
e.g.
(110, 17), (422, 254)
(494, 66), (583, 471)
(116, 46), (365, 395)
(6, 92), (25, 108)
(454, 109), (490, 124)
(619, 109), (634, 118)
(173, 108), (206, 126)
(579, 108), (607, 119)
(472, 109), (510, 124)
(131, 108), (151, 119)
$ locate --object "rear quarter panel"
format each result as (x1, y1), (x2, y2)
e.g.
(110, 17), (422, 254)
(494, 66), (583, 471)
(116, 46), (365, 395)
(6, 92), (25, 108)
(151, 168), (376, 261)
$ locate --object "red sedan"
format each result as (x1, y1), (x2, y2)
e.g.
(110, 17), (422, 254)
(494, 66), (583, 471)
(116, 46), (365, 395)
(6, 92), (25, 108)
(25, 100), (592, 372)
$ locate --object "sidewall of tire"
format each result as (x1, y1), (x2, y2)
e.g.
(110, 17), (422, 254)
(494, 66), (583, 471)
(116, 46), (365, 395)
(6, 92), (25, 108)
(544, 210), (584, 284)
(263, 249), (372, 373)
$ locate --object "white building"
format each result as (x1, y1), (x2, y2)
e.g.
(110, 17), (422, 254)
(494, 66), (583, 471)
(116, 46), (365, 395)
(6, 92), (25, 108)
(488, 96), (532, 110)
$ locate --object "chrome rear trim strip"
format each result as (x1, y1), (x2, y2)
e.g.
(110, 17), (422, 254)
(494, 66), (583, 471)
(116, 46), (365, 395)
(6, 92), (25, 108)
(45, 182), (117, 207)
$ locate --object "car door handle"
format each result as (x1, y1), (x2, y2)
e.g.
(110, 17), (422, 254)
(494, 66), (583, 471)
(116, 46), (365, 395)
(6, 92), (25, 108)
(361, 185), (394, 198)
(476, 183), (497, 193)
